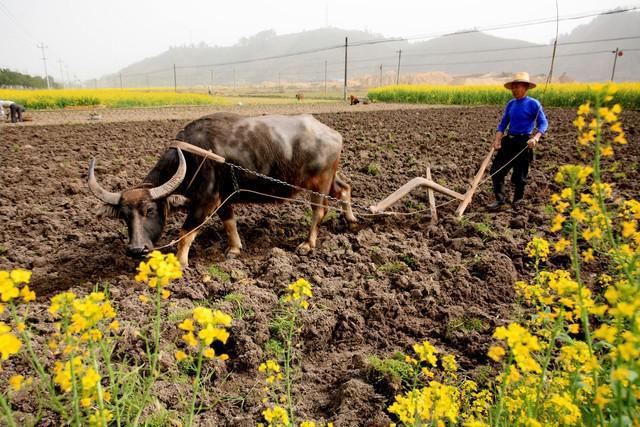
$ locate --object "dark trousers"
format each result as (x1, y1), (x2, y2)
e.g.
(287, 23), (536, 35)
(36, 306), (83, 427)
(490, 134), (533, 202)
(10, 103), (24, 123)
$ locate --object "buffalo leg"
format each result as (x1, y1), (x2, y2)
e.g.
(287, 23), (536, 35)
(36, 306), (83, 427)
(218, 204), (242, 258)
(177, 199), (220, 267)
(297, 193), (326, 254)
(332, 175), (357, 224)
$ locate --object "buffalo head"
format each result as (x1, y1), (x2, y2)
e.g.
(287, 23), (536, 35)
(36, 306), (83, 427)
(87, 148), (188, 258)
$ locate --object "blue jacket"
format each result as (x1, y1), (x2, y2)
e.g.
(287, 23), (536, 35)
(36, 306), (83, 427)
(497, 96), (548, 135)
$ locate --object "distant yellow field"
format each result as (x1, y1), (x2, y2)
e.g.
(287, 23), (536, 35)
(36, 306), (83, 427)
(0, 88), (229, 109)
(368, 82), (640, 108)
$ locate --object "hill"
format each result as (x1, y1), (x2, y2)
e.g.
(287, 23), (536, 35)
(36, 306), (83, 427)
(101, 10), (639, 87)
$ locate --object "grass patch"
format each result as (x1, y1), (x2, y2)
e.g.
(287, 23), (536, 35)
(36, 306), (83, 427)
(368, 353), (415, 386)
(445, 316), (489, 339)
(207, 264), (231, 283)
(365, 163), (381, 176)
(378, 261), (406, 273)
(223, 292), (254, 320)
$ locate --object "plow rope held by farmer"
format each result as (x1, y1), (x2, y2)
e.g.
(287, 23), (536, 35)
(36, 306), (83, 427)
(88, 112), (357, 267)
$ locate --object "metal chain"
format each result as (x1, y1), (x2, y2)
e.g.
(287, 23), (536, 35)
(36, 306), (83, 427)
(225, 161), (376, 213)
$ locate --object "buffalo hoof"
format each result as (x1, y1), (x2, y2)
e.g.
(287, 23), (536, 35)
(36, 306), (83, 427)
(225, 249), (241, 260)
(347, 221), (360, 232)
(296, 242), (313, 255)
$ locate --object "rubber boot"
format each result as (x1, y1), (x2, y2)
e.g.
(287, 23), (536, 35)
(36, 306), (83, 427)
(513, 186), (525, 206)
(487, 181), (506, 210)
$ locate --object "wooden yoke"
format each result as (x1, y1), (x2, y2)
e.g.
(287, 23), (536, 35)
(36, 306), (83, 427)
(455, 146), (494, 218)
(169, 140), (226, 163)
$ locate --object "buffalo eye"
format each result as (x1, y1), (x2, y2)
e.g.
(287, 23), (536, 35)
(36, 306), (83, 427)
(142, 204), (157, 217)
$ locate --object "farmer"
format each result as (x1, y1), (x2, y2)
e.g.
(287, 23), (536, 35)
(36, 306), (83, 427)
(0, 100), (26, 123)
(487, 72), (548, 210)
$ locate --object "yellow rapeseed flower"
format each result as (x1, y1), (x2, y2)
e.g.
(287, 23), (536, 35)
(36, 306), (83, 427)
(582, 248), (595, 262)
(488, 346), (505, 362)
(263, 405), (290, 425)
(413, 340), (438, 366)
(577, 102), (591, 116)
(554, 238), (571, 252)
(20, 285), (36, 302)
(526, 237), (550, 261)
(175, 350), (187, 361)
(0, 327), (22, 360)
(182, 332), (198, 348)
(178, 318), (195, 332)
(9, 374), (24, 391)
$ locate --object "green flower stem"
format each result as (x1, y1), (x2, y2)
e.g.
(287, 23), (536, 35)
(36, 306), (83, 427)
(99, 339), (122, 427)
(186, 344), (204, 427)
(133, 285), (163, 426)
(89, 341), (107, 427)
(284, 308), (297, 426)
(491, 353), (515, 426)
(0, 392), (17, 427)
(9, 304), (69, 422)
(534, 314), (564, 416)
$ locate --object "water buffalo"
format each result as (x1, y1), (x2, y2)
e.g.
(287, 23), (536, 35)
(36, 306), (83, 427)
(88, 112), (357, 267)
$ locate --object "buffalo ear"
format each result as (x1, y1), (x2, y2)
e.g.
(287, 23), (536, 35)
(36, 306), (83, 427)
(96, 204), (120, 218)
(167, 194), (190, 209)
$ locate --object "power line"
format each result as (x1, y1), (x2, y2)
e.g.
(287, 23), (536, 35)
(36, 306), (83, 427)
(351, 5), (640, 46)
(118, 6), (640, 80)
(399, 48), (640, 69)
(0, 2), (39, 45)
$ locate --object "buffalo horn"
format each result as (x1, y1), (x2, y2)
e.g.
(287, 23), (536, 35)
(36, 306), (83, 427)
(149, 148), (187, 200)
(88, 159), (121, 205)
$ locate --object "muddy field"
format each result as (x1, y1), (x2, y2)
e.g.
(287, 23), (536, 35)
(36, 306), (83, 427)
(1, 105), (638, 425)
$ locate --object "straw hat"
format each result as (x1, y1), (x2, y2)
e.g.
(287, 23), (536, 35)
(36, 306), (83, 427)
(504, 71), (536, 89)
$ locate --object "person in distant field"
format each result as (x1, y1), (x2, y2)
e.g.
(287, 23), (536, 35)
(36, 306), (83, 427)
(0, 100), (26, 123)
(487, 72), (549, 210)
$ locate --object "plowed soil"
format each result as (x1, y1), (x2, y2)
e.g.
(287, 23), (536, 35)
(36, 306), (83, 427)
(1, 105), (638, 426)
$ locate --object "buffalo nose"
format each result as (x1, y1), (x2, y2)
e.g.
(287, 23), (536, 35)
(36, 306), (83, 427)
(127, 246), (150, 258)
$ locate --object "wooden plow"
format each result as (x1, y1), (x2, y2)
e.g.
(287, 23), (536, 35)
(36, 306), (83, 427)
(369, 147), (495, 220)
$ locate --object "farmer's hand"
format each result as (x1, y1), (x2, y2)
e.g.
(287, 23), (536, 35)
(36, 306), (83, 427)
(527, 137), (538, 149)
(493, 139), (502, 150)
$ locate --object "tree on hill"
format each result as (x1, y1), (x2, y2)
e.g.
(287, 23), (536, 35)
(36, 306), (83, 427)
(0, 68), (58, 89)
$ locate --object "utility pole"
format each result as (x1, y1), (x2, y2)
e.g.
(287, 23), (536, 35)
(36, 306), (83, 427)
(58, 60), (65, 89)
(173, 64), (177, 92)
(38, 43), (51, 89)
(324, 60), (327, 97)
(396, 49), (402, 85)
(611, 47), (623, 81)
(379, 64), (383, 87)
(210, 69), (214, 86)
(343, 37), (348, 101)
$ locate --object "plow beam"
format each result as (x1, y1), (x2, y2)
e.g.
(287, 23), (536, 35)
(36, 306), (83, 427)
(455, 146), (494, 219)
(369, 177), (464, 214)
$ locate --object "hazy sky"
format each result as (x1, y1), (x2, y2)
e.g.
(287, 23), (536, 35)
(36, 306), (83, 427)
(1, 0), (638, 81)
